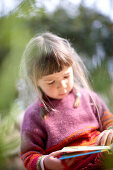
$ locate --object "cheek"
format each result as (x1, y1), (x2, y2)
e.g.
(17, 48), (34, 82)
(42, 85), (56, 94)
(69, 81), (73, 89)
(69, 76), (74, 87)
(48, 85), (57, 92)
(42, 86), (50, 93)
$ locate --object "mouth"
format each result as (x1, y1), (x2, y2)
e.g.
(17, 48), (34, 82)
(59, 93), (67, 96)
(59, 89), (67, 96)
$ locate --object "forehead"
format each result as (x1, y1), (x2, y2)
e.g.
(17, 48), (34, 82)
(42, 67), (73, 81)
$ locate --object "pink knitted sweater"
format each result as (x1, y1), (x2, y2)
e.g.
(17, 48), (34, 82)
(20, 89), (113, 170)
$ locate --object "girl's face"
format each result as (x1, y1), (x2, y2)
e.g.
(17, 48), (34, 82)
(38, 66), (74, 99)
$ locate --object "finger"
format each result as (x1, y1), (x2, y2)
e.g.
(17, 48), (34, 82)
(61, 157), (75, 169)
(106, 131), (113, 145)
(95, 130), (109, 145)
(44, 154), (64, 170)
(95, 132), (105, 145)
(100, 131), (110, 146)
(50, 150), (63, 157)
(64, 158), (75, 167)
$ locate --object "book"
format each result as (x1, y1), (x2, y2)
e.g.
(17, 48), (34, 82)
(59, 144), (113, 160)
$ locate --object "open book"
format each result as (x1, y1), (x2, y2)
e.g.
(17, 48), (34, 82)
(59, 144), (113, 160)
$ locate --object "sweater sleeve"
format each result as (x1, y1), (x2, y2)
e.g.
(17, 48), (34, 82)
(90, 90), (113, 130)
(20, 103), (47, 170)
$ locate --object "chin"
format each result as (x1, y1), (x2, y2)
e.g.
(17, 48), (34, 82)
(57, 94), (67, 99)
(51, 96), (64, 100)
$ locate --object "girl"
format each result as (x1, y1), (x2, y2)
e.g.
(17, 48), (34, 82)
(20, 32), (113, 170)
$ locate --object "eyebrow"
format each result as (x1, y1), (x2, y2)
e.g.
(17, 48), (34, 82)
(64, 72), (70, 75)
(44, 79), (55, 82)
(43, 69), (71, 81)
(43, 73), (70, 82)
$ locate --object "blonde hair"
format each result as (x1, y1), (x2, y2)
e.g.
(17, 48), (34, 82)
(20, 32), (91, 116)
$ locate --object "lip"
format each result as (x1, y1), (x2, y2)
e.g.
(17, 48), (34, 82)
(59, 93), (67, 96)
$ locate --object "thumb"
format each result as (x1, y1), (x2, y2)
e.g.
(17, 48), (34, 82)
(51, 150), (63, 158)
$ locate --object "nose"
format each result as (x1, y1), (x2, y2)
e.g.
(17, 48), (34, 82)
(57, 80), (67, 89)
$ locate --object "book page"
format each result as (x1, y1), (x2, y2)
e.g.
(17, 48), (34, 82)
(62, 145), (110, 152)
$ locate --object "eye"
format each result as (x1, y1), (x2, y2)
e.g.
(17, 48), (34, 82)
(48, 81), (55, 85)
(64, 75), (69, 79)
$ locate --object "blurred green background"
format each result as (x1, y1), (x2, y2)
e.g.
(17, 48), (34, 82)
(0, 0), (113, 169)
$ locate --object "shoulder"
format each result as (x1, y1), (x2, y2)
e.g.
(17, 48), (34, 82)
(21, 99), (43, 130)
(79, 88), (92, 100)
(80, 88), (98, 99)
(79, 88), (101, 105)
(80, 88), (108, 109)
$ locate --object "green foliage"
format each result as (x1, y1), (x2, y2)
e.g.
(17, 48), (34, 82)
(0, 15), (32, 115)
(0, 103), (20, 169)
(91, 60), (113, 111)
(91, 60), (111, 92)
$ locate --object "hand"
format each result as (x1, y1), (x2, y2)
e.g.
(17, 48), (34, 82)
(43, 151), (64, 170)
(43, 150), (77, 170)
(95, 129), (113, 146)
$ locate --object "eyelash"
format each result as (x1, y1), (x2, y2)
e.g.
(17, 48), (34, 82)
(64, 75), (69, 79)
(48, 81), (55, 85)
(47, 75), (69, 85)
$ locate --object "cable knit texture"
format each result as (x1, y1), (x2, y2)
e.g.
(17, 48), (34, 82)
(20, 88), (113, 170)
